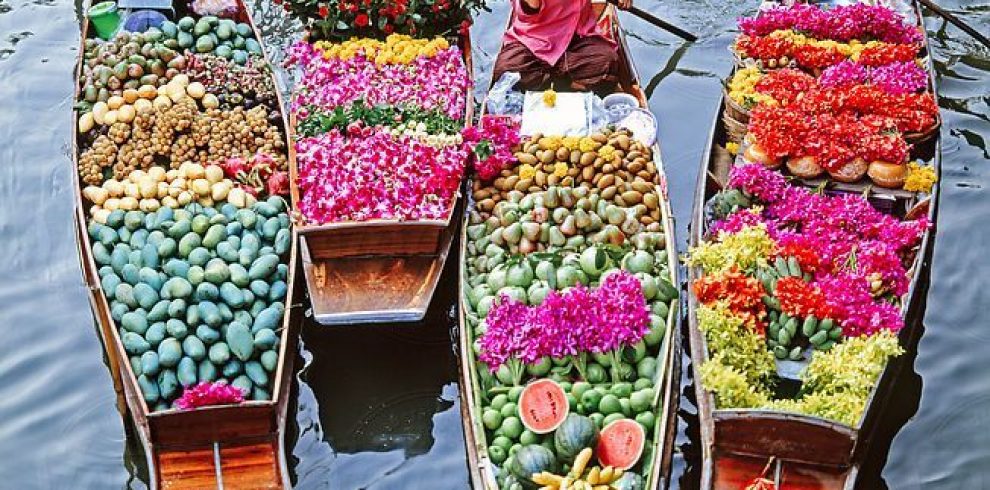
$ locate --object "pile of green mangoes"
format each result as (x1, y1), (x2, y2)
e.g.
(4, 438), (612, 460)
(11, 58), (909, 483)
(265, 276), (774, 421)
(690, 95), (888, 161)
(87, 196), (290, 411)
(160, 16), (262, 66)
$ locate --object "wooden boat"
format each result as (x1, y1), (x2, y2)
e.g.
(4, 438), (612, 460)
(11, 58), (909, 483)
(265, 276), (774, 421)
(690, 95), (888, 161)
(72, 2), (300, 488)
(288, 35), (474, 326)
(688, 1), (940, 488)
(458, 3), (681, 488)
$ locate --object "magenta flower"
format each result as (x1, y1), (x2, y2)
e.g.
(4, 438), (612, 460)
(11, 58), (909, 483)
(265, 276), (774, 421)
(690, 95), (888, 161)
(175, 381), (246, 410)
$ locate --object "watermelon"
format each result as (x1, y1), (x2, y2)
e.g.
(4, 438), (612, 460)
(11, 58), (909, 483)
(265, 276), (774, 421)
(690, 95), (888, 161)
(518, 379), (569, 434)
(508, 444), (558, 489)
(554, 414), (599, 461)
(596, 419), (646, 470)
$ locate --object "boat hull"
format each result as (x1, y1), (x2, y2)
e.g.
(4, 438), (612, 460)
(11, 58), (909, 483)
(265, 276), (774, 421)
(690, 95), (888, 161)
(72, 2), (301, 488)
(688, 1), (942, 488)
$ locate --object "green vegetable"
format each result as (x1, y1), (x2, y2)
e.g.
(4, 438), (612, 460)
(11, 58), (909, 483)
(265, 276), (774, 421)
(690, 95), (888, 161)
(245, 361), (268, 386)
(158, 338), (182, 368)
(158, 369), (179, 399)
(138, 375), (160, 403)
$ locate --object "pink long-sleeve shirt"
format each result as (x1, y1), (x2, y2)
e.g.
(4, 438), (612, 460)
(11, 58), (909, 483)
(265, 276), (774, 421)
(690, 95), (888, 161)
(505, 0), (614, 66)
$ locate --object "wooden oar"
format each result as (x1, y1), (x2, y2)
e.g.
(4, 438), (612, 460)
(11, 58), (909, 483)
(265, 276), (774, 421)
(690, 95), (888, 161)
(605, 0), (698, 42)
(917, 0), (990, 49)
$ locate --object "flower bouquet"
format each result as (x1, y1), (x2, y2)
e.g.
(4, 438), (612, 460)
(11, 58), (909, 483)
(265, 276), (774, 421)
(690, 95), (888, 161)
(278, 0), (490, 42)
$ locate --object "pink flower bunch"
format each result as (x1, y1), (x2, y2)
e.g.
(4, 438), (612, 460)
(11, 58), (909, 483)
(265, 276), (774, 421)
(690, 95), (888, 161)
(819, 60), (928, 94)
(288, 41), (471, 120)
(175, 382), (246, 410)
(462, 116), (521, 181)
(478, 271), (650, 372)
(816, 272), (904, 335)
(739, 3), (922, 44)
(870, 61), (929, 95)
(718, 164), (927, 335)
(296, 129), (467, 222)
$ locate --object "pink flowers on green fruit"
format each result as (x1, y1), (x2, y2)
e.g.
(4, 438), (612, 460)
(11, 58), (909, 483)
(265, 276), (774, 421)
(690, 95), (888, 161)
(175, 381), (246, 410)
(478, 271), (650, 372)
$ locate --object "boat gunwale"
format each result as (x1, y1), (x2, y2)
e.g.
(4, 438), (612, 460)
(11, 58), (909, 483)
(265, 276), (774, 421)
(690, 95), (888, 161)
(457, 3), (682, 488)
(687, 0), (943, 486)
(71, 2), (301, 487)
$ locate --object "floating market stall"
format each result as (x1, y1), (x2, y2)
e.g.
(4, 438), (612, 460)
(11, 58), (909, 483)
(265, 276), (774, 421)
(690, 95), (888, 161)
(72, 1), (299, 487)
(457, 4), (681, 490)
(284, 1), (485, 325)
(688, 1), (939, 488)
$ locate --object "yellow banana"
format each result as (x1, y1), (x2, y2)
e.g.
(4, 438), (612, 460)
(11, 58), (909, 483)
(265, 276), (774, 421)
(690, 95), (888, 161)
(599, 466), (614, 482)
(586, 466), (601, 485)
(572, 448), (593, 477)
(611, 468), (624, 481)
(593, 486), (611, 490)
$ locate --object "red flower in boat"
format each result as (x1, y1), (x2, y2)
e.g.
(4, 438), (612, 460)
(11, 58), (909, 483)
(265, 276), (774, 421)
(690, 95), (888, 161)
(318, 4), (329, 18)
(693, 267), (768, 334)
(775, 276), (833, 320)
(355, 13), (370, 27)
(267, 171), (290, 197)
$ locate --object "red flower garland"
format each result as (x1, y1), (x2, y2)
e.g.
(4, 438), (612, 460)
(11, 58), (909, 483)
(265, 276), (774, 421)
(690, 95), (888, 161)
(775, 277), (833, 320)
(754, 69), (816, 106)
(693, 267), (768, 334)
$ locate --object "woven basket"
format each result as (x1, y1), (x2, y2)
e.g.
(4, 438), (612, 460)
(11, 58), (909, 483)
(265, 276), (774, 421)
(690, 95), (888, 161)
(723, 115), (749, 145)
(904, 117), (941, 146)
(723, 89), (751, 123)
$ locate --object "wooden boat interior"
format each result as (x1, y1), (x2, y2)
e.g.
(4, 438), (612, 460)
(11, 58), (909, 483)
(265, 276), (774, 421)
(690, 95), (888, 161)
(72, 1), (301, 487)
(292, 35), (474, 326)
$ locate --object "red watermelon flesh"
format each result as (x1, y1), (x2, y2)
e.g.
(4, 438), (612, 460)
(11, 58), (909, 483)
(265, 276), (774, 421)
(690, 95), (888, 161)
(518, 379), (569, 434)
(596, 419), (646, 470)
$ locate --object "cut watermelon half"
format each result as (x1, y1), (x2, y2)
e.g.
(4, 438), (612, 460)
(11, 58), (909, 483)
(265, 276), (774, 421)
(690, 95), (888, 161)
(518, 379), (569, 434)
(596, 418), (646, 470)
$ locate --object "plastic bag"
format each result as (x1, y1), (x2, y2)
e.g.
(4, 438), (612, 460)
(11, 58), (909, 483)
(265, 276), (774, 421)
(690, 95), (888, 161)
(487, 72), (524, 116)
(191, 0), (239, 17)
(590, 95), (609, 132)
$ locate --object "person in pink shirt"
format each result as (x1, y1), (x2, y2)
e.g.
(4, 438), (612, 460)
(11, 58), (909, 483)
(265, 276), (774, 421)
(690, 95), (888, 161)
(492, 0), (632, 93)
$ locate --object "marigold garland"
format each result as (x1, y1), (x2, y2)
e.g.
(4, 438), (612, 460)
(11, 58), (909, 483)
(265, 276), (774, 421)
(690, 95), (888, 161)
(693, 267), (768, 334)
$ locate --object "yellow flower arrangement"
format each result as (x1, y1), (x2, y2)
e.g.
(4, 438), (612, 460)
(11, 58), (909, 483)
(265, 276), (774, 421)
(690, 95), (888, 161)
(903, 162), (937, 193)
(562, 136), (581, 151)
(766, 30), (887, 60)
(553, 162), (569, 178)
(598, 144), (617, 162)
(727, 66), (777, 109)
(542, 88), (557, 108)
(314, 35), (450, 64)
(518, 164), (536, 180)
(578, 137), (601, 153)
(538, 136), (563, 152)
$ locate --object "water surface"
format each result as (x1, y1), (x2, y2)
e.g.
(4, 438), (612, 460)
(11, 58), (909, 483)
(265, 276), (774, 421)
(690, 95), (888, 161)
(0, 1), (987, 488)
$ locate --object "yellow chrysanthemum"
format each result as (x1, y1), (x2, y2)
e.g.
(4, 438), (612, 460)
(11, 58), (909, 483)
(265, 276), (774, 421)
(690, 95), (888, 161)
(726, 142), (740, 155)
(543, 89), (557, 108)
(518, 164), (536, 180)
(598, 144), (617, 161)
(314, 35), (449, 64)
(903, 162), (937, 193)
(562, 136), (581, 151)
(578, 137), (601, 153)
(553, 162), (569, 178)
(539, 136), (562, 152)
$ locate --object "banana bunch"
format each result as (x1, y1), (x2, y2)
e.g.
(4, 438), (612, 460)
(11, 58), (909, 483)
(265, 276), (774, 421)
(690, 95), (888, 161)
(531, 448), (626, 490)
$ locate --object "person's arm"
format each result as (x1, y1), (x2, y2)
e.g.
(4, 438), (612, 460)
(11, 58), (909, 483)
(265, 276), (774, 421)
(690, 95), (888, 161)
(617, 0), (632, 9)
(520, 0), (541, 15)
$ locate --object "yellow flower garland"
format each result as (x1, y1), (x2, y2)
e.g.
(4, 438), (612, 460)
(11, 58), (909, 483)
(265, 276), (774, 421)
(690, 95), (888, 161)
(315, 34), (451, 65)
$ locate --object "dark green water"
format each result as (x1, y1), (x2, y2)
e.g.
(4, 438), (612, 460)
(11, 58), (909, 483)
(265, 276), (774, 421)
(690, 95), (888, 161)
(0, 0), (987, 488)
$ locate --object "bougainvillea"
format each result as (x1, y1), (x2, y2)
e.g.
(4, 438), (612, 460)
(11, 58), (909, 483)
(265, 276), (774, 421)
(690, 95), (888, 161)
(478, 271), (650, 372)
(175, 381), (246, 410)
(463, 115), (521, 181)
(738, 4), (922, 44)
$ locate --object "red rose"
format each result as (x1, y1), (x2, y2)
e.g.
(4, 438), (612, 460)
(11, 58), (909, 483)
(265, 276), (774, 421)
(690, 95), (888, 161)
(355, 13), (369, 26)
(318, 4), (328, 17)
(383, 23), (394, 34)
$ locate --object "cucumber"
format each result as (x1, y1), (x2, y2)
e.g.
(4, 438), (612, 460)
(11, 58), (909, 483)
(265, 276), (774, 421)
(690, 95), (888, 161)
(226, 322), (254, 362)
(138, 375), (160, 403)
(801, 316), (818, 337)
(252, 306), (281, 334)
(123, 332), (151, 354)
(196, 324), (221, 345)
(121, 264), (140, 285)
(158, 338), (182, 368)
(122, 311), (149, 335)
(146, 322), (167, 347)
(178, 232), (202, 257)
(232, 375), (253, 395)
(141, 351), (160, 377)
(248, 254), (279, 280)
(182, 336), (207, 361)
(195, 282), (220, 302)
(787, 257), (801, 277)
(167, 299), (187, 320)
(774, 257), (789, 277)
(245, 361), (268, 386)
(253, 328), (278, 350)
(788, 346), (803, 361)
(158, 369), (179, 400)
(209, 342), (231, 365)
(223, 359), (243, 378)
(177, 357), (197, 387)
(220, 282), (245, 308)
(777, 329), (791, 346)
(274, 228), (290, 255)
(198, 359), (218, 382)
(133, 283), (159, 310)
(268, 281), (287, 302)
(217, 241), (239, 262)
(198, 300), (222, 327)
(260, 350), (278, 372)
(784, 318), (798, 337)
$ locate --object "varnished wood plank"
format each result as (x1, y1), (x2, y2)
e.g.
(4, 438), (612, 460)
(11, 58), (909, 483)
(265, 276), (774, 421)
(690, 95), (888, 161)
(219, 441), (282, 490)
(157, 447), (218, 490)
